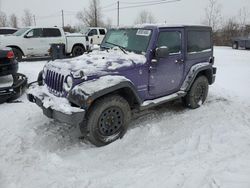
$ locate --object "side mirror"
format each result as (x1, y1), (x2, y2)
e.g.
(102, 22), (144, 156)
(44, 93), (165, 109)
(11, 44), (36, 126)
(88, 33), (93, 37)
(155, 46), (169, 59)
(24, 35), (32, 39)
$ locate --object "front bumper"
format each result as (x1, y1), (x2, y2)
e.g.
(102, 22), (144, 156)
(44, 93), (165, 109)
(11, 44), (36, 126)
(0, 73), (27, 104)
(27, 85), (85, 126)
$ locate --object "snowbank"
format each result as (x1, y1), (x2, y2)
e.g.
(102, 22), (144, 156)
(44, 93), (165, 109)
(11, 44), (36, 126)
(0, 47), (250, 188)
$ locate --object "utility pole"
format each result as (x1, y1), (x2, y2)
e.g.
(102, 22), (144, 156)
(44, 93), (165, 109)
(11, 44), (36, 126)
(61, 10), (64, 28)
(117, 1), (120, 27)
(94, 2), (97, 27)
(33, 15), (36, 26)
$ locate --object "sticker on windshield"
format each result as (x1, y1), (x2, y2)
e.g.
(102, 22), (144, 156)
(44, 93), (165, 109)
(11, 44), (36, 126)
(136, 29), (151, 36)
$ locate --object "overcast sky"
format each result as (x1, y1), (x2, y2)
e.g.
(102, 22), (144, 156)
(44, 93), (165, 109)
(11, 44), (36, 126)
(0, 0), (250, 27)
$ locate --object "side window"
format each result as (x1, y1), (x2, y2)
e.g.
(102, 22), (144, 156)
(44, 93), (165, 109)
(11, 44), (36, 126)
(26, 29), (42, 38)
(43, 28), (61, 37)
(99, 29), (106, 35)
(187, 31), (211, 53)
(88, 29), (98, 36)
(157, 31), (181, 54)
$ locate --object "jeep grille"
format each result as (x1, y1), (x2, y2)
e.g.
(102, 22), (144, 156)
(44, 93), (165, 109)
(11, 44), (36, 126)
(44, 70), (65, 96)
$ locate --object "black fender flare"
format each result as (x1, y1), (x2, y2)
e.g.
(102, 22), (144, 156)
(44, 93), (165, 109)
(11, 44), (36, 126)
(68, 80), (143, 109)
(181, 63), (214, 92)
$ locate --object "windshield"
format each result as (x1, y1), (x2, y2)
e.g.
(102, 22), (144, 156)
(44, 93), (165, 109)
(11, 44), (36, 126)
(101, 28), (152, 54)
(81, 28), (91, 35)
(13, 28), (30, 36)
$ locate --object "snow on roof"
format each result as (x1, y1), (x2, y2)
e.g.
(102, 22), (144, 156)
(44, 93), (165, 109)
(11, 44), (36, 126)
(113, 23), (210, 29)
(0, 27), (18, 30)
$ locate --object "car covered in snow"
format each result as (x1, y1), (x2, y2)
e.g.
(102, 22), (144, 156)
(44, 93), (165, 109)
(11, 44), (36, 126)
(0, 26), (90, 61)
(28, 25), (217, 146)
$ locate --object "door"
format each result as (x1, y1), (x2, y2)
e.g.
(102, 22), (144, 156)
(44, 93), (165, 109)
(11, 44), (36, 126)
(149, 29), (184, 96)
(23, 28), (43, 56)
(98, 29), (106, 44)
(88, 29), (99, 45)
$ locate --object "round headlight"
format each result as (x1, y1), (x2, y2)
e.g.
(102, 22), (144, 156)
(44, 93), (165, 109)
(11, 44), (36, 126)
(42, 66), (47, 79)
(63, 75), (73, 92)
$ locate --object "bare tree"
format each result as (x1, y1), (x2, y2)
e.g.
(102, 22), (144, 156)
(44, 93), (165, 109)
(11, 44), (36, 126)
(203, 0), (222, 31)
(0, 11), (8, 27)
(22, 9), (33, 27)
(9, 14), (18, 28)
(221, 18), (240, 45)
(104, 18), (112, 28)
(238, 7), (249, 36)
(134, 10), (156, 24)
(76, 0), (103, 27)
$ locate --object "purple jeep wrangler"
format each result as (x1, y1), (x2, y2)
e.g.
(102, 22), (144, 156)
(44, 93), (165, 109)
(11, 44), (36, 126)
(28, 25), (217, 146)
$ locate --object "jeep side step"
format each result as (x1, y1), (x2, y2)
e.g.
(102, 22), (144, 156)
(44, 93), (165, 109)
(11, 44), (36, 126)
(140, 91), (186, 110)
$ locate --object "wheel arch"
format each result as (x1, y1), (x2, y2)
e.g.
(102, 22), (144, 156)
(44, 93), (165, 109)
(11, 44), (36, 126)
(181, 63), (214, 92)
(68, 81), (143, 111)
(71, 43), (86, 53)
(7, 45), (24, 56)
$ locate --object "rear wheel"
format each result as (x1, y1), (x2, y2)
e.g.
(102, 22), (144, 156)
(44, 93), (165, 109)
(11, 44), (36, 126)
(12, 48), (23, 61)
(81, 95), (131, 146)
(183, 76), (209, 109)
(72, 45), (85, 57)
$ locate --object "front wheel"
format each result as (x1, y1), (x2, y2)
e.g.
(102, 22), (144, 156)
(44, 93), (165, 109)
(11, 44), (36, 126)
(183, 76), (209, 109)
(81, 95), (131, 147)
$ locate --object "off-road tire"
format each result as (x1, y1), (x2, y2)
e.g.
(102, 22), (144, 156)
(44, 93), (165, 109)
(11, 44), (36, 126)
(12, 48), (23, 61)
(72, 45), (85, 57)
(81, 95), (131, 147)
(183, 76), (209, 109)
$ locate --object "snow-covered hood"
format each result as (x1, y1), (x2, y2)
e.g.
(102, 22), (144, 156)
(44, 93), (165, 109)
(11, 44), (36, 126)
(45, 49), (147, 77)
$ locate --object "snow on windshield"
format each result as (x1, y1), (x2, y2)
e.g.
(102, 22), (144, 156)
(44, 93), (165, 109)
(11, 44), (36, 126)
(102, 29), (152, 54)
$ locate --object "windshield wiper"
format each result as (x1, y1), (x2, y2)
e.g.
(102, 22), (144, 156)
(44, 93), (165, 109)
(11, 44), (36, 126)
(105, 41), (128, 54)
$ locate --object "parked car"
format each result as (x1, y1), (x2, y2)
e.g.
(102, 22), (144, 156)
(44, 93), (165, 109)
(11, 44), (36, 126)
(81, 27), (107, 45)
(0, 48), (27, 104)
(0, 48), (18, 77)
(0, 27), (18, 35)
(28, 25), (217, 146)
(232, 36), (250, 49)
(0, 27), (90, 61)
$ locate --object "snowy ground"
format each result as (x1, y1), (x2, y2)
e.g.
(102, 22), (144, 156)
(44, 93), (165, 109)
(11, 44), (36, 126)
(0, 47), (250, 188)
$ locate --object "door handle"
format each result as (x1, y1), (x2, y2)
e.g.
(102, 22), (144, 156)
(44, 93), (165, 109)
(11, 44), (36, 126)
(175, 59), (184, 64)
